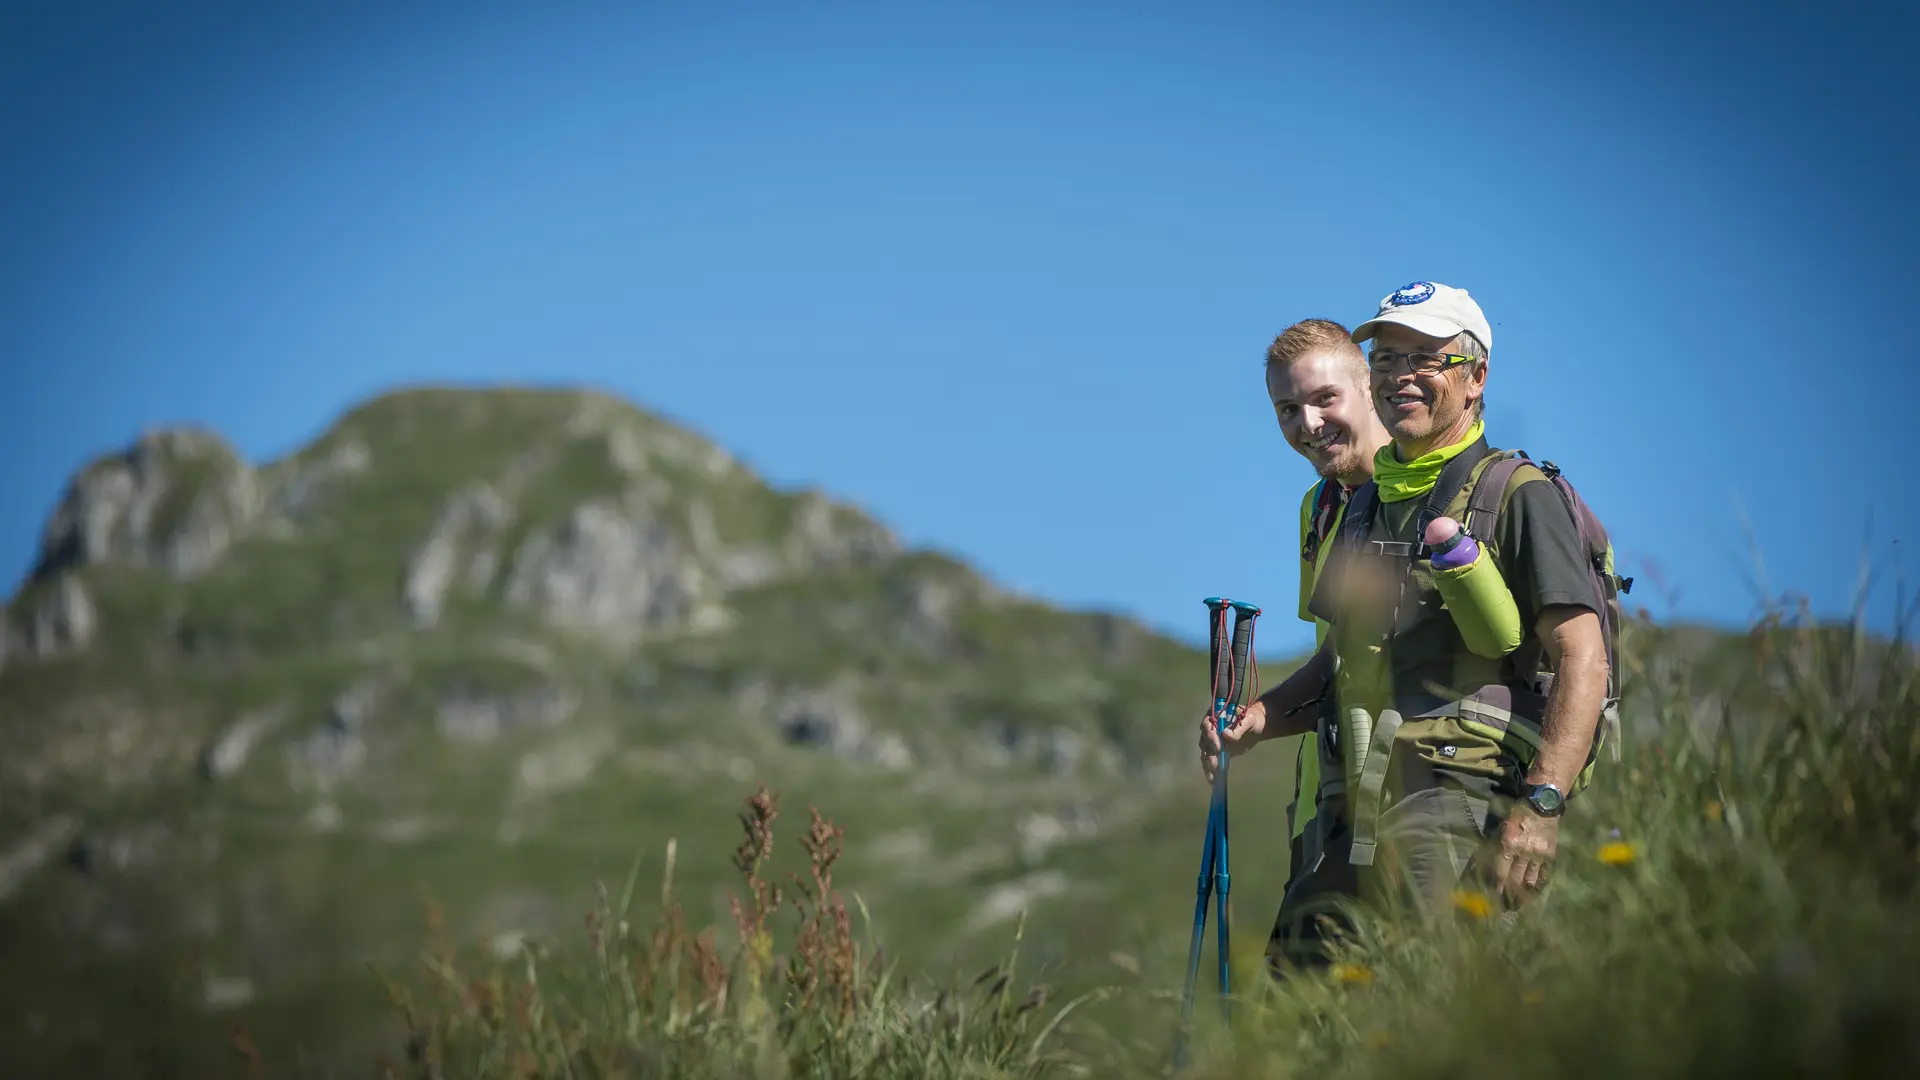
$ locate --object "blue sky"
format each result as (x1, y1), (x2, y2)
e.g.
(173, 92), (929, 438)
(5, 0), (1914, 656)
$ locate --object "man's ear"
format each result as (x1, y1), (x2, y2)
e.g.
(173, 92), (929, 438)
(1465, 357), (1488, 404)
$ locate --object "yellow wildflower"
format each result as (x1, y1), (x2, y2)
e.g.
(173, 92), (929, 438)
(1330, 962), (1373, 985)
(1705, 800), (1724, 822)
(1598, 841), (1637, 866)
(1452, 889), (1493, 919)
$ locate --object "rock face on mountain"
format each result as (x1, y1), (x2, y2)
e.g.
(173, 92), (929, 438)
(0, 386), (1218, 1077)
(1, 574), (97, 665)
(30, 427), (259, 583)
(8, 391), (904, 664)
(0, 386), (1207, 820)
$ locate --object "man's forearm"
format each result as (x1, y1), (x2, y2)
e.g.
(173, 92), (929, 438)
(1527, 647), (1608, 794)
(1252, 642), (1334, 743)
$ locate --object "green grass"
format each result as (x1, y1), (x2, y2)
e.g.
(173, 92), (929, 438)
(324, 590), (1919, 1080)
(8, 388), (1914, 1078)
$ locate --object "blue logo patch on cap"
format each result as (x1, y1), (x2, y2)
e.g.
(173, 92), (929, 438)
(1388, 281), (1434, 306)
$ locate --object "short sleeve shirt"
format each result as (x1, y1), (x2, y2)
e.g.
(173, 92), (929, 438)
(1360, 465), (1601, 711)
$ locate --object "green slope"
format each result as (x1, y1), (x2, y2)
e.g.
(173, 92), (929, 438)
(0, 385), (1312, 1076)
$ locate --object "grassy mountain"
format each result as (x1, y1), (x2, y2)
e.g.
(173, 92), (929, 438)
(7, 385), (1914, 1079)
(0, 385), (1311, 1077)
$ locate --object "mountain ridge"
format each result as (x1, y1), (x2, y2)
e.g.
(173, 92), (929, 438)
(0, 382), (1792, 1078)
(0, 382), (1252, 1076)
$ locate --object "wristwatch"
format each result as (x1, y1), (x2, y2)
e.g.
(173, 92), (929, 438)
(1522, 782), (1566, 818)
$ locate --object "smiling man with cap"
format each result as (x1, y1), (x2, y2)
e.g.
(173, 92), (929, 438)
(1352, 281), (1494, 455)
(1201, 280), (1613, 974)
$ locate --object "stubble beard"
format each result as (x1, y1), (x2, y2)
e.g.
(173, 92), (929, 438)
(1322, 443), (1369, 484)
(1380, 397), (1453, 454)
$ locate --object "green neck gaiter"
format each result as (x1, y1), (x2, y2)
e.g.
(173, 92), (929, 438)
(1373, 419), (1486, 503)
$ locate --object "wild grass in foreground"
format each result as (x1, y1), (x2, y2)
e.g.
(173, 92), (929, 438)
(361, 786), (1106, 1080)
(336, 592), (1918, 1079)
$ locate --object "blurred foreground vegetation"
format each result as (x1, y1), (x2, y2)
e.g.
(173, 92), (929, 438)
(341, 593), (1919, 1080)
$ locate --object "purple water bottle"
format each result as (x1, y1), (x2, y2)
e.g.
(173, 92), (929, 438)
(1425, 516), (1478, 571)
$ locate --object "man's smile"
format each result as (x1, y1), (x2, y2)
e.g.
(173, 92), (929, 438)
(1303, 430), (1343, 453)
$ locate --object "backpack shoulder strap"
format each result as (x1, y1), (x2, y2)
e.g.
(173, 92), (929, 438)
(1338, 480), (1380, 549)
(1300, 477), (1345, 565)
(1304, 480), (1378, 624)
(1417, 434), (1494, 544)
(1461, 450), (1542, 548)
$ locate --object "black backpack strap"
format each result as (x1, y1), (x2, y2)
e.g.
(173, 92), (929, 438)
(1415, 434), (1493, 546)
(1305, 480), (1378, 625)
(1340, 481), (1379, 550)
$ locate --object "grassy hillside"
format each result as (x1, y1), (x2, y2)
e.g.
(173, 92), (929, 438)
(4, 385), (1911, 1078)
(334, 600), (1920, 1080)
(0, 386), (1311, 1077)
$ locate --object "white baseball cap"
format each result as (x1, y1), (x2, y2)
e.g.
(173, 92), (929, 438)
(1349, 281), (1493, 354)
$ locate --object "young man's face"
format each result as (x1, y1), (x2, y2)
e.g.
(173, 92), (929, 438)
(1367, 323), (1486, 452)
(1267, 350), (1378, 482)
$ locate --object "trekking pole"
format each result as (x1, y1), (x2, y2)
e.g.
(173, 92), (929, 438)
(1174, 595), (1261, 1069)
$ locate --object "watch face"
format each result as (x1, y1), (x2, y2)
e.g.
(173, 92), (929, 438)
(1529, 785), (1564, 814)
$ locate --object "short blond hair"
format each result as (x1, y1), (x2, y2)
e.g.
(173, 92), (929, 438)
(1264, 319), (1368, 387)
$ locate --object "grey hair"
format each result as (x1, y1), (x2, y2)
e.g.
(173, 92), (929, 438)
(1450, 332), (1488, 418)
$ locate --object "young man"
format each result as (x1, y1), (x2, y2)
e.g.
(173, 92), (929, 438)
(1261, 319), (1390, 901)
(1204, 282), (1610, 971)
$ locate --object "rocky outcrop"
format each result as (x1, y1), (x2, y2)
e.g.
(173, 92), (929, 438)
(32, 428), (256, 582)
(512, 729), (614, 800)
(963, 870), (1070, 934)
(264, 437), (373, 525)
(4, 574), (98, 662)
(1016, 806), (1103, 865)
(201, 706), (289, 781)
(436, 682), (578, 743)
(884, 569), (977, 653)
(769, 684), (916, 771)
(785, 491), (899, 571)
(502, 492), (701, 640)
(776, 688), (870, 756)
(287, 682), (380, 790)
(971, 722), (1122, 777)
(404, 483), (516, 625)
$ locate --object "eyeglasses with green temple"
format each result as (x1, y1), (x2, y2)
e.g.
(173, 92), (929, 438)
(1366, 350), (1477, 375)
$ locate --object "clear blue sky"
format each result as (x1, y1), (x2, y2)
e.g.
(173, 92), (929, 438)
(5, 0), (1914, 656)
